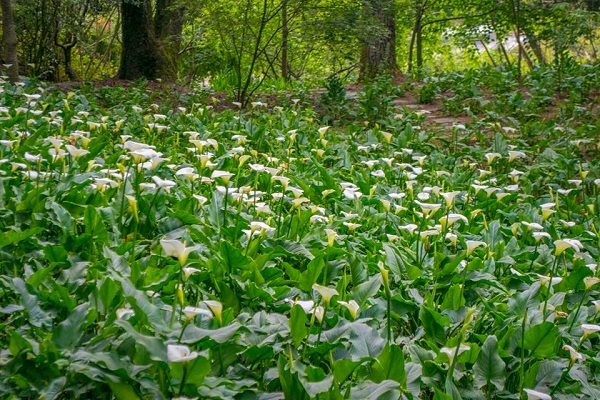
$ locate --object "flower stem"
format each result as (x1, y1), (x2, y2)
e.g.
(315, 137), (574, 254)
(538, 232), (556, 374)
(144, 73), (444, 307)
(519, 309), (528, 397)
(386, 292), (392, 344)
(567, 289), (588, 334)
(542, 256), (560, 320)
(316, 303), (328, 348)
(178, 363), (188, 395)
(550, 362), (573, 396)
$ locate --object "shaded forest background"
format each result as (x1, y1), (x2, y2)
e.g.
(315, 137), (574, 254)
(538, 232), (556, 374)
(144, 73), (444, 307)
(1, 0), (600, 104)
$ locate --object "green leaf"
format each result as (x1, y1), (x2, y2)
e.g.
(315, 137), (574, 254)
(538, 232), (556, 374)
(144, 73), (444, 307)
(278, 355), (310, 400)
(104, 247), (131, 277)
(347, 323), (386, 361)
(107, 381), (140, 400)
(300, 374), (333, 398)
(443, 377), (463, 400)
(348, 254), (368, 286)
(171, 354), (211, 387)
(508, 283), (540, 316)
(352, 275), (381, 308)
(372, 344), (406, 385)
(39, 377), (66, 400)
(48, 201), (75, 235)
(534, 360), (563, 389)
(405, 362), (422, 397)
(0, 227), (44, 248)
(383, 243), (402, 277)
(309, 156), (337, 189)
(473, 335), (506, 391)
(384, 243), (420, 280)
(114, 320), (167, 363)
(419, 305), (449, 344)
(440, 284), (465, 311)
(522, 322), (560, 357)
(218, 280), (240, 314)
(298, 256), (324, 291)
(351, 380), (401, 400)
(181, 322), (242, 344)
(269, 239), (315, 260)
(290, 304), (308, 348)
(12, 278), (51, 328)
(84, 205), (109, 244)
(487, 220), (501, 251)
(9, 330), (32, 356)
(27, 262), (61, 289)
(332, 359), (360, 383)
(52, 302), (90, 350)
(220, 241), (249, 273)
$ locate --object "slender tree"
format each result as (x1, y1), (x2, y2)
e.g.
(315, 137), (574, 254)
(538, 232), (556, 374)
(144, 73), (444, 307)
(1, 0), (20, 83)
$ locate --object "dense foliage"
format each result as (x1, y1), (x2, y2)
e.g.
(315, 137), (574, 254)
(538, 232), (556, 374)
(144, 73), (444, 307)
(0, 62), (599, 399)
(5, 1), (600, 92)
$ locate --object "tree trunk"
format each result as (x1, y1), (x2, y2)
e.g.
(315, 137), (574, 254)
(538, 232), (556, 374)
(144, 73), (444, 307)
(1, 0), (19, 83)
(155, 0), (184, 80)
(416, 17), (423, 70)
(521, 26), (545, 65)
(118, 0), (171, 81)
(55, 32), (78, 81)
(281, 0), (289, 81)
(62, 44), (78, 81)
(359, 0), (398, 81)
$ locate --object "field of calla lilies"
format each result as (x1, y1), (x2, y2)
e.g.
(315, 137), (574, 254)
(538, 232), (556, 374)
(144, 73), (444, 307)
(1, 66), (600, 400)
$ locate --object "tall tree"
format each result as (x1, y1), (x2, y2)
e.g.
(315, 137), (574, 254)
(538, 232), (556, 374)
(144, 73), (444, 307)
(359, 0), (398, 80)
(118, 0), (181, 81)
(1, 0), (20, 83)
(155, 0), (184, 73)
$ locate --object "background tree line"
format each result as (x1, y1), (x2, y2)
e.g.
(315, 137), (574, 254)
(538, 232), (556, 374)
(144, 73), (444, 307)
(1, 0), (599, 102)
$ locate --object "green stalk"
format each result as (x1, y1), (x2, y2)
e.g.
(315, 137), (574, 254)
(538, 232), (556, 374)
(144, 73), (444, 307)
(447, 333), (463, 384)
(118, 163), (132, 235)
(458, 255), (470, 303)
(567, 289), (588, 334)
(528, 242), (539, 270)
(542, 256), (560, 320)
(244, 231), (255, 256)
(178, 319), (190, 343)
(386, 292), (392, 344)
(316, 302), (328, 348)
(178, 363), (188, 396)
(223, 184), (229, 227)
(518, 309), (528, 398)
(550, 362), (573, 396)
(276, 193), (285, 237)
(147, 187), (162, 222)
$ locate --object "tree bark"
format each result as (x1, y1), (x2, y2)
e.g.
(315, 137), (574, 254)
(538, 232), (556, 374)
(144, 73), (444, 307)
(359, 0), (398, 81)
(155, 0), (184, 80)
(281, 0), (289, 81)
(55, 32), (78, 81)
(1, 0), (19, 83)
(118, 0), (172, 81)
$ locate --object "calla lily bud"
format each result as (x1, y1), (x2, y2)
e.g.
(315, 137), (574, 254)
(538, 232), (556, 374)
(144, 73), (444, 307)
(204, 300), (223, 326)
(312, 284), (338, 306)
(378, 262), (390, 296)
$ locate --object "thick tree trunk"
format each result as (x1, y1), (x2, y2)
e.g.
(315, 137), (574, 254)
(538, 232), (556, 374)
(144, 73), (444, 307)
(118, 0), (171, 81)
(1, 0), (20, 83)
(155, 0), (184, 80)
(359, 0), (398, 81)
